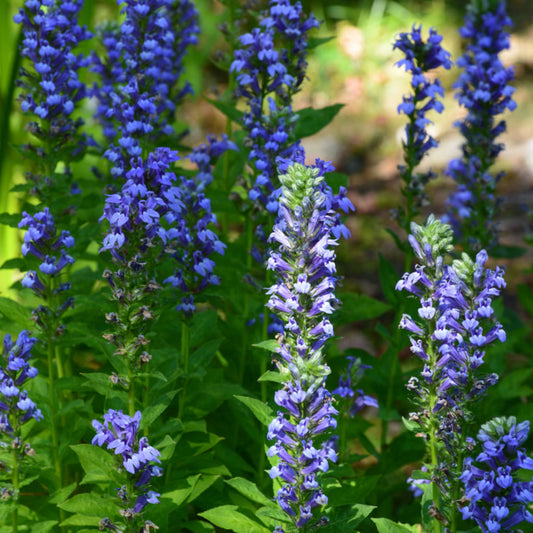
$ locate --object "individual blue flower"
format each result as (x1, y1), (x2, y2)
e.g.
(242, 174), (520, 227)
(333, 356), (377, 416)
(393, 25), (452, 231)
(460, 417), (533, 533)
(444, 1), (516, 250)
(266, 162), (353, 529)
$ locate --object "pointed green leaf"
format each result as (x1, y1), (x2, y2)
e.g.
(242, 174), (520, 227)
(372, 517), (420, 533)
(199, 505), (271, 533)
(70, 444), (122, 485)
(294, 104), (344, 139)
(252, 339), (278, 352)
(234, 395), (273, 427)
(225, 477), (272, 506)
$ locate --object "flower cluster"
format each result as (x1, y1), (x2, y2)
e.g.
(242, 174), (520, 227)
(92, 0), (199, 178)
(460, 417), (533, 533)
(14, 0), (91, 197)
(92, 409), (162, 519)
(397, 216), (505, 441)
(393, 25), (452, 231)
(396, 215), (506, 522)
(444, 1), (516, 250)
(333, 356), (377, 417)
(164, 136), (233, 316)
(0, 331), (41, 442)
(266, 162), (353, 530)
(100, 148), (183, 258)
(19, 208), (75, 334)
(231, 0), (319, 214)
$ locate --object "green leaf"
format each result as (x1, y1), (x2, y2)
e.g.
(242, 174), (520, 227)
(379, 254), (401, 305)
(225, 477), (272, 506)
(48, 482), (77, 504)
(294, 104), (344, 139)
(324, 475), (381, 506)
(372, 518), (420, 533)
(308, 36), (335, 49)
(163, 474), (200, 507)
(402, 415), (421, 433)
(0, 297), (31, 328)
(257, 370), (285, 384)
(256, 506), (291, 528)
(58, 493), (118, 517)
(181, 521), (215, 533)
(0, 212), (22, 228)
(335, 292), (391, 325)
(59, 515), (101, 527)
(252, 339), (278, 352)
(326, 172), (348, 192)
(199, 505), (271, 533)
(30, 522), (57, 533)
(70, 444), (122, 485)
(141, 390), (178, 429)
(0, 258), (27, 270)
(234, 395), (273, 427)
(205, 97), (243, 123)
(321, 503), (376, 532)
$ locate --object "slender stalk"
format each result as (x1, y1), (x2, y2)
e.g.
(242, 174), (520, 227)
(127, 359), (135, 418)
(11, 447), (18, 533)
(47, 337), (66, 532)
(427, 340), (442, 533)
(178, 321), (190, 419)
(238, 219), (254, 385)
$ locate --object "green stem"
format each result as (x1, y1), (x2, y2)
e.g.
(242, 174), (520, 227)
(127, 359), (135, 418)
(178, 322), (190, 419)
(238, 219), (254, 385)
(47, 337), (66, 531)
(11, 447), (18, 533)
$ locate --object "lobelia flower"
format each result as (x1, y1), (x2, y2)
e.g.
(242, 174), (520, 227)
(460, 417), (533, 533)
(164, 135), (233, 316)
(396, 215), (506, 523)
(230, 0), (319, 214)
(266, 162), (352, 529)
(19, 208), (75, 334)
(92, 409), (162, 522)
(14, 0), (91, 198)
(393, 25), (452, 232)
(333, 356), (377, 417)
(92, 0), (200, 178)
(444, 0), (516, 251)
(0, 331), (41, 499)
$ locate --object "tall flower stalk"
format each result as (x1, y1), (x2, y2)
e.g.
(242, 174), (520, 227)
(396, 215), (506, 532)
(266, 162), (353, 530)
(393, 25), (452, 238)
(14, 0), (91, 202)
(444, 0), (516, 251)
(0, 331), (41, 532)
(231, 0), (319, 217)
(92, 0), (200, 176)
(92, 409), (163, 531)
